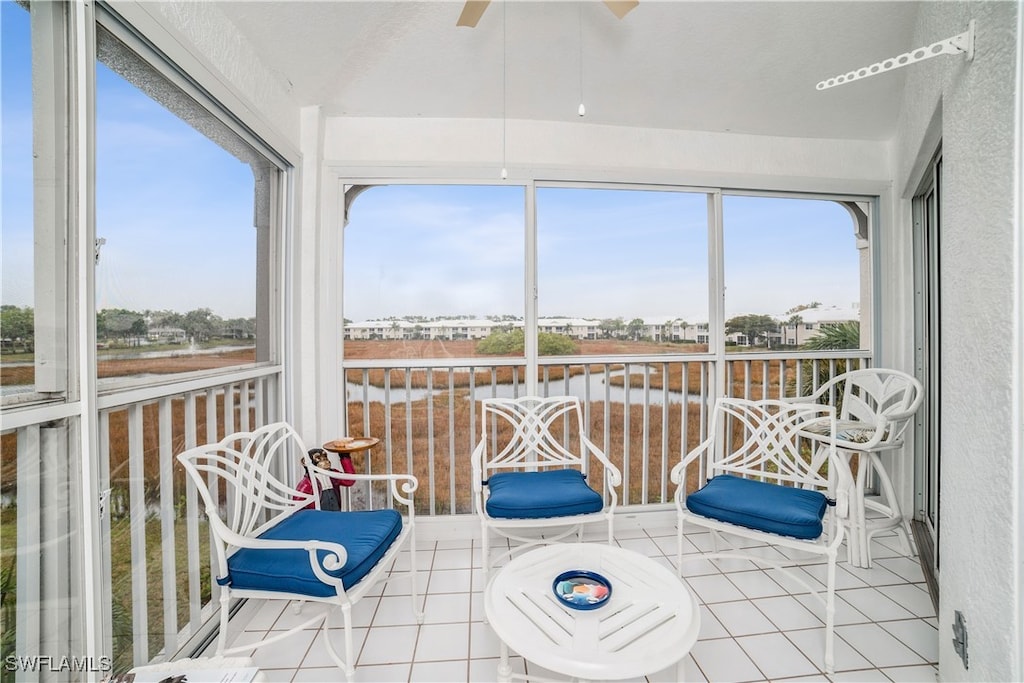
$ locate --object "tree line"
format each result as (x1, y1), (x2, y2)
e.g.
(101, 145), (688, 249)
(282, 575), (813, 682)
(0, 305), (256, 351)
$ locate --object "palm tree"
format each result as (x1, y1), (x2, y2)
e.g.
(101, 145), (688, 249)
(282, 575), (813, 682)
(801, 321), (860, 351)
(791, 321), (861, 400)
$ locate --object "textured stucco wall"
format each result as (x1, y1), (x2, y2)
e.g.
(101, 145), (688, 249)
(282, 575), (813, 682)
(892, 2), (1020, 681)
(110, 0), (301, 154)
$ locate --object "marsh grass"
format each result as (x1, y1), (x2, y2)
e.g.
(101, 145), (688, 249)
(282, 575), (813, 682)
(1, 338), (836, 672)
(347, 396), (709, 516)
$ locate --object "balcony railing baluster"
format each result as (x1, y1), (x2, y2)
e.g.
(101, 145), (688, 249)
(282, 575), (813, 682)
(183, 393), (202, 634)
(339, 350), (867, 517)
(448, 368), (456, 516)
(158, 396), (177, 657)
(125, 402), (149, 664)
(2, 351), (875, 673)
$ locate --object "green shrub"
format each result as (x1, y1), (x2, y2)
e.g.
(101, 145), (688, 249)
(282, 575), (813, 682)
(476, 329), (577, 356)
(538, 332), (577, 355)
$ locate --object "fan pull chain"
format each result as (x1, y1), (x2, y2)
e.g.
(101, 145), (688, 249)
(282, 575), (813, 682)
(578, 3), (585, 117)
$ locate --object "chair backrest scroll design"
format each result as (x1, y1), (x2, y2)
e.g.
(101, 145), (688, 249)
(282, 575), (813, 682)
(476, 396), (588, 476)
(178, 422), (313, 577)
(711, 398), (835, 490)
(829, 369), (923, 447)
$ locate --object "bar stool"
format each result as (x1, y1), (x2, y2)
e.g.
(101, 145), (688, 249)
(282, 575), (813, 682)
(795, 368), (924, 567)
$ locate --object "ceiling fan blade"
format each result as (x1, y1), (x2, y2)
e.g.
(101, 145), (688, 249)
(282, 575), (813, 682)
(456, 0), (491, 27)
(604, 0), (639, 19)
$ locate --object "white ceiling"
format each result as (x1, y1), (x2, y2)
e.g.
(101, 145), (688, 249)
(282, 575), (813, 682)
(218, 0), (924, 141)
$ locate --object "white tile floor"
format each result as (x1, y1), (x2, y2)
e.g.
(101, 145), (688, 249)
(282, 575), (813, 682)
(221, 520), (938, 683)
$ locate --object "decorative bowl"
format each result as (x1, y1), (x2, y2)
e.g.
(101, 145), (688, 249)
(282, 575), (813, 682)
(552, 570), (612, 610)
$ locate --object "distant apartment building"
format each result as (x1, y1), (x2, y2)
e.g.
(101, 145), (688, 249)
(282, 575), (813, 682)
(345, 307), (858, 346)
(345, 318), (518, 341)
(777, 305), (860, 346)
(537, 318), (601, 340)
(642, 318), (710, 344)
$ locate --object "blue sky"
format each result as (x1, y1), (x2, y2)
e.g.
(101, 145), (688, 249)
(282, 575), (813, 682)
(345, 184), (858, 322)
(3, 1), (256, 320)
(4, 1), (858, 325)
(2, 0), (33, 309)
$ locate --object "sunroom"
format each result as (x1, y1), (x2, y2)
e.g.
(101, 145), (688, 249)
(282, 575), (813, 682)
(0, 1), (1020, 681)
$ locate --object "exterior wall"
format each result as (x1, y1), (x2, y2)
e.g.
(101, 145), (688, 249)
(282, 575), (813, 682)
(890, 2), (1021, 680)
(109, 1), (299, 146)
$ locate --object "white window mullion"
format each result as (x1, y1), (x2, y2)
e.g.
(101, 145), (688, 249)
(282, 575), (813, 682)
(707, 191), (726, 400)
(524, 180), (538, 394)
(70, 0), (106, 669)
(31, 0), (70, 394)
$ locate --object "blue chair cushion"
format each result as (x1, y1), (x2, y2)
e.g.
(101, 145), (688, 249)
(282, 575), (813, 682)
(225, 509), (402, 597)
(485, 469), (604, 519)
(685, 474), (828, 540)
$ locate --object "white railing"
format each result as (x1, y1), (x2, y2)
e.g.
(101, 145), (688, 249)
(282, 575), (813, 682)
(1, 350), (869, 676)
(341, 351), (872, 516)
(2, 366), (282, 675)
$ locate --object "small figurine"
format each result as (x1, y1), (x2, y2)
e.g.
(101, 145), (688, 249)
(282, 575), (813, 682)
(295, 448), (345, 510)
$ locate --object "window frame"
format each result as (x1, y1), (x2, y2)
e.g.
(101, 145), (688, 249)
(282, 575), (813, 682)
(1, 2), (297, 668)
(89, 4), (290, 395)
(336, 174), (876, 397)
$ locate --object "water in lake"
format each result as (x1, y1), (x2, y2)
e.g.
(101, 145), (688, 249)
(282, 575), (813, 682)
(345, 369), (700, 406)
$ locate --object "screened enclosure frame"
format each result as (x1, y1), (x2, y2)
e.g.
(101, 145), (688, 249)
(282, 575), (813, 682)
(331, 169), (879, 413)
(2, 0), (296, 670)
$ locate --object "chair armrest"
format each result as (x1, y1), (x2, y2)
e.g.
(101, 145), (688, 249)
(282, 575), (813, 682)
(216, 522), (351, 570)
(581, 434), (622, 487)
(792, 375), (845, 404)
(239, 533), (355, 589)
(669, 436), (714, 486)
(308, 463), (418, 507)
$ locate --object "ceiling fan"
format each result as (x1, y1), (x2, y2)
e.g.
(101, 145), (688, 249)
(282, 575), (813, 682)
(456, 0), (639, 28)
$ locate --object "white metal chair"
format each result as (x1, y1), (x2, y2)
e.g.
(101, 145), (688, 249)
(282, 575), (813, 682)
(793, 368), (924, 567)
(471, 396), (622, 579)
(177, 422), (421, 681)
(671, 398), (850, 674)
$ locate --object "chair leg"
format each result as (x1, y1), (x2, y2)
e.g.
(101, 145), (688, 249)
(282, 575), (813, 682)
(409, 526), (423, 624)
(676, 516), (684, 578)
(867, 453), (917, 557)
(321, 603), (357, 681)
(341, 603), (356, 682)
(480, 519), (491, 583)
(824, 550), (837, 675)
(836, 451), (857, 566)
(851, 453), (871, 567)
(215, 590), (231, 654)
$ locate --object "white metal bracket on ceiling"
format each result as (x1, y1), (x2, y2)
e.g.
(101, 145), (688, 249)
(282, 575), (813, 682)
(817, 20), (975, 90)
